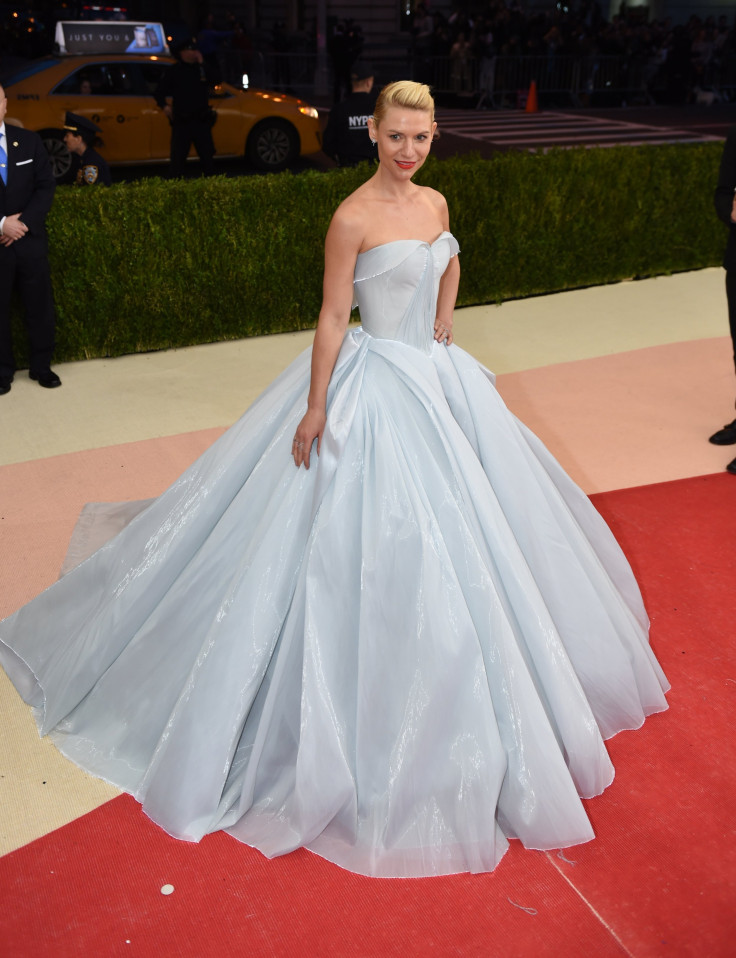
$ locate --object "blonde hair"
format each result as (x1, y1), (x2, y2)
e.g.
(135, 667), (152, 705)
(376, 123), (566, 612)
(372, 80), (435, 126)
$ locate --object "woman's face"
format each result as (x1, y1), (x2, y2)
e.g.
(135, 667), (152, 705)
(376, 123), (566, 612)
(64, 130), (86, 156)
(368, 106), (436, 178)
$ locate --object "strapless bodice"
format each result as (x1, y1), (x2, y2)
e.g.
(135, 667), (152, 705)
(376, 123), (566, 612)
(353, 231), (459, 353)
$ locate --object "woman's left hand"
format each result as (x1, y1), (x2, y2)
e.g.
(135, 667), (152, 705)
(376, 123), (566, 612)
(434, 319), (453, 345)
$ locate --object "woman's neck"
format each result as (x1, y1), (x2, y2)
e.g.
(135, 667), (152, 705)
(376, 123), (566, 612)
(369, 166), (420, 202)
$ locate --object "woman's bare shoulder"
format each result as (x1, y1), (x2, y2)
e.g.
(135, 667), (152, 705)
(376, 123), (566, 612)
(333, 189), (367, 221)
(326, 194), (369, 257)
(420, 185), (449, 215)
(416, 185), (450, 230)
(330, 188), (372, 245)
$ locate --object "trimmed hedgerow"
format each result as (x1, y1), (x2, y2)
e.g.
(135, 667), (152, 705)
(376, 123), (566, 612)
(9, 141), (725, 364)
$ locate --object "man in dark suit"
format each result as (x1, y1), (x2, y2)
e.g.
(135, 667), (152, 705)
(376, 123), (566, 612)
(154, 38), (215, 178)
(0, 83), (60, 395)
(713, 126), (736, 474)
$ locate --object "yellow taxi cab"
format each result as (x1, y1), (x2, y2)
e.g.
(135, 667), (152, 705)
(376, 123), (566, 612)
(3, 52), (322, 177)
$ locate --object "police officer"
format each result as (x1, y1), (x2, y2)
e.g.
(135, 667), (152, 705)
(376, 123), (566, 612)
(63, 113), (111, 187)
(154, 38), (215, 177)
(323, 61), (378, 167)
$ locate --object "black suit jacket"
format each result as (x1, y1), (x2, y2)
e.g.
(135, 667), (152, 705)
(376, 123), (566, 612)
(0, 124), (55, 238)
(715, 125), (736, 272)
(323, 90), (379, 166)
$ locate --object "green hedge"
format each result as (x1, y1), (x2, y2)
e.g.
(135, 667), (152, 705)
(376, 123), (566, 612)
(11, 142), (726, 364)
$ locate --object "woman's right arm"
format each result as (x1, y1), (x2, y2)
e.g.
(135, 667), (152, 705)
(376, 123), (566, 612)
(292, 210), (362, 469)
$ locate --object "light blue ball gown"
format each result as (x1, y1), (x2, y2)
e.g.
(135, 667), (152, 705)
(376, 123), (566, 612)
(0, 233), (669, 877)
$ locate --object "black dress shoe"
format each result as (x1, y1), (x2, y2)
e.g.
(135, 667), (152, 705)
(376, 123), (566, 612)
(29, 369), (62, 389)
(0, 375), (12, 395)
(709, 418), (736, 445)
(727, 456), (736, 475)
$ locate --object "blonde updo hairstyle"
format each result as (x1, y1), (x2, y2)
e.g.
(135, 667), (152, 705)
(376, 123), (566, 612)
(372, 80), (435, 128)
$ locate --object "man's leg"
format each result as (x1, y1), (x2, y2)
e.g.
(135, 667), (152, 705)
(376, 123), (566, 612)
(0, 245), (18, 379)
(192, 122), (215, 176)
(170, 123), (191, 177)
(710, 268), (736, 453)
(15, 239), (56, 376)
(726, 268), (736, 378)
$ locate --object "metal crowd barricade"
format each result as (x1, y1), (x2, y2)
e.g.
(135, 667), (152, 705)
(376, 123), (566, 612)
(585, 55), (653, 103)
(219, 49), (267, 88)
(263, 52), (319, 97)
(712, 53), (736, 101)
(219, 50), (319, 98)
(385, 54), (585, 106)
(217, 50), (676, 108)
(480, 55), (582, 107)
(467, 54), (655, 107)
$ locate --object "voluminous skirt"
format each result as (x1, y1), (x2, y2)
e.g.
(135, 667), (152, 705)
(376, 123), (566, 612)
(0, 328), (669, 877)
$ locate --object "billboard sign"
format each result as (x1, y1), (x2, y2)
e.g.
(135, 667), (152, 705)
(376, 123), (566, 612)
(55, 21), (169, 56)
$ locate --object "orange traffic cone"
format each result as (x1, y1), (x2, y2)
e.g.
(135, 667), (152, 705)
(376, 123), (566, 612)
(525, 80), (539, 113)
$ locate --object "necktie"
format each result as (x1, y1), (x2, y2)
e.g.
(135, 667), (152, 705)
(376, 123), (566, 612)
(0, 138), (7, 185)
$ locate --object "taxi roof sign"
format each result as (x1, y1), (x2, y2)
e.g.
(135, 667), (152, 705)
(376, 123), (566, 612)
(54, 21), (169, 56)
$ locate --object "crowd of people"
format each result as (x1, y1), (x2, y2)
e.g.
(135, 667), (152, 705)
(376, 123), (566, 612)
(2, 4), (736, 105)
(409, 3), (736, 101)
(204, 5), (736, 105)
(205, 5), (736, 105)
(413, 3), (732, 63)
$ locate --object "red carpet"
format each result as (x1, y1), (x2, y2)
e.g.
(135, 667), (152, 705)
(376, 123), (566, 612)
(1, 473), (734, 957)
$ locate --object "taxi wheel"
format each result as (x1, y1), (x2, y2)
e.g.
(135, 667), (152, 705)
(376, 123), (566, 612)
(40, 130), (73, 183)
(246, 119), (299, 172)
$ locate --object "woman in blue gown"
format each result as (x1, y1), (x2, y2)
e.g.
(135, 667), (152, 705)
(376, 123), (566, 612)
(0, 81), (669, 878)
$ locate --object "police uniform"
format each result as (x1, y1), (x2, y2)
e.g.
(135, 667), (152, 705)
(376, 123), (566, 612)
(323, 62), (378, 168)
(323, 90), (378, 167)
(64, 113), (111, 186)
(72, 146), (111, 187)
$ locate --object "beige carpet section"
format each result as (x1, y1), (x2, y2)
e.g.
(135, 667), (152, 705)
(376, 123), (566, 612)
(0, 269), (728, 468)
(496, 337), (736, 493)
(0, 331), (311, 468)
(454, 267), (727, 372)
(0, 669), (119, 854)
